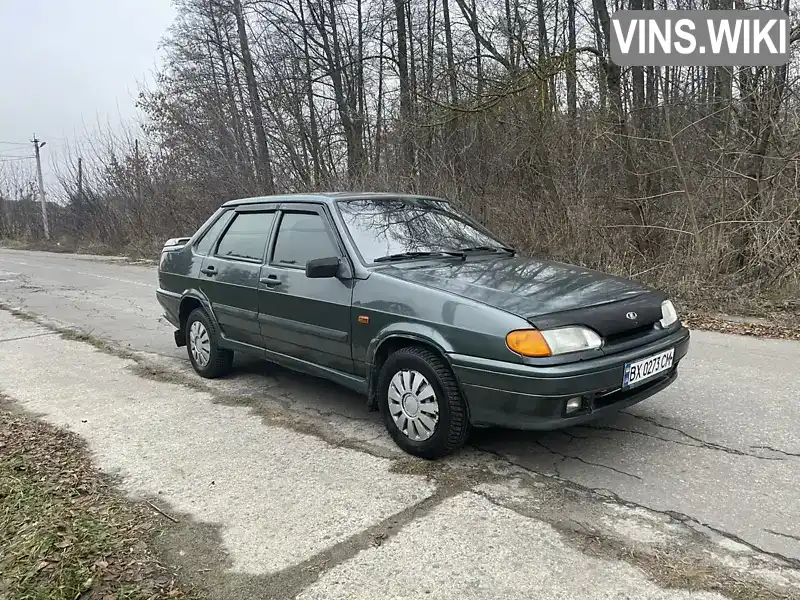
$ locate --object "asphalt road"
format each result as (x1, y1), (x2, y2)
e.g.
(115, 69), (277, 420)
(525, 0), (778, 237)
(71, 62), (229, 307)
(1, 247), (798, 594)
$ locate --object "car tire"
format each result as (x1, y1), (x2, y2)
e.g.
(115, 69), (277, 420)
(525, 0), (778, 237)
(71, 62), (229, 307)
(378, 346), (471, 459)
(185, 308), (233, 378)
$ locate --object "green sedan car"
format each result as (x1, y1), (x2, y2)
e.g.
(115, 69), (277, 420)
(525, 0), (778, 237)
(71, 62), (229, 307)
(156, 192), (690, 459)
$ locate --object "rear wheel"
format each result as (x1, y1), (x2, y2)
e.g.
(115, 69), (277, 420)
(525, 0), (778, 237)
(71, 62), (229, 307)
(185, 308), (233, 378)
(378, 346), (470, 459)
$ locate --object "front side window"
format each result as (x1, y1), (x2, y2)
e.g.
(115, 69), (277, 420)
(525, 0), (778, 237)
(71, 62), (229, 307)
(215, 211), (276, 261)
(272, 212), (338, 267)
(336, 198), (506, 263)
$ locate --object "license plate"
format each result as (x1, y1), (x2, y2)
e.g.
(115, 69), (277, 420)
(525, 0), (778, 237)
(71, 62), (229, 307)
(623, 347), (674, 388)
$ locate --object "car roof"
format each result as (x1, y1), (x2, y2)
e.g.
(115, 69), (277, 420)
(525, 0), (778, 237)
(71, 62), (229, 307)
(220, 191), (449, 208)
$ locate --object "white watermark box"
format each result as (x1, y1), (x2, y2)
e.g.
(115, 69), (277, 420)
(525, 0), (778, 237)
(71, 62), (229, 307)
(610, 10), (790, 66)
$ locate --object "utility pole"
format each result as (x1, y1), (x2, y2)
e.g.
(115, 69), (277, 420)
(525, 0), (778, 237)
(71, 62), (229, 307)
(77, 157), (83, 200)
(32, 135), (50, 240)
(134, 139), (142, 205)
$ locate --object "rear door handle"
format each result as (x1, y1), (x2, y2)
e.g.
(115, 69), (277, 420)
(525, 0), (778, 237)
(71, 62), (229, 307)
(260, 275), (281, 287)
(200, 265), (217, 276)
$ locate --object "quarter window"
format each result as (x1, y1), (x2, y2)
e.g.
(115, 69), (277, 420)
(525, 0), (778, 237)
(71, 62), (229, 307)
(272, 212), (338, 267)
(215, 211), (276, 261)
(194, 211), (233, 255)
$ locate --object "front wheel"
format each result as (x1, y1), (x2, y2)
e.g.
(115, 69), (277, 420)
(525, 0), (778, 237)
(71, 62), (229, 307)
(378, 346), (471, 459)
(185, 308), (233, 378)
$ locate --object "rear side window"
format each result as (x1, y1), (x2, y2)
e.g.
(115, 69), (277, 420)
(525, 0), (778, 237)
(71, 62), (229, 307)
(272, 212), (338, 267)
(194, 211), (234, 255)
(215, 211), (276, 262)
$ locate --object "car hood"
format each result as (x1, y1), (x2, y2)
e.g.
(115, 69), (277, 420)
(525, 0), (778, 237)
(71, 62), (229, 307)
(375, 255), (667, 335)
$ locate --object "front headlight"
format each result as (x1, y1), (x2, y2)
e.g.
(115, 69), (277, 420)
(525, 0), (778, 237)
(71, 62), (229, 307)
(660, 300), (678, 328)
(506, 326), (602, 358)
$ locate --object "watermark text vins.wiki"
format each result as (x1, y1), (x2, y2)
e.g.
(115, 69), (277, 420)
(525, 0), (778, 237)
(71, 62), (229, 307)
(609, 10), (790, 66)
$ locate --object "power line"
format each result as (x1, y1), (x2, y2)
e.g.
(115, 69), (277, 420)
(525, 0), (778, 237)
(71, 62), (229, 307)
(0, 156), (35, 162)
(0, 141), (29, 146)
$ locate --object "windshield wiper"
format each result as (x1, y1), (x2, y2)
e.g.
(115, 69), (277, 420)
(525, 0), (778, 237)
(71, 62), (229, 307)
(457, 245), (515, 255)
(373, 250), (465, 263)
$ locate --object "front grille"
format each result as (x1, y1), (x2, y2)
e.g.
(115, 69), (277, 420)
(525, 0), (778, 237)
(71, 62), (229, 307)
(600, 321), (673, 356)
(605, 322), (657, 345)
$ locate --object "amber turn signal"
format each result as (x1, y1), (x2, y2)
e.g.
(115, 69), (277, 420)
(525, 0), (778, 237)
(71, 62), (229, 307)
(505, 329), (552, 357)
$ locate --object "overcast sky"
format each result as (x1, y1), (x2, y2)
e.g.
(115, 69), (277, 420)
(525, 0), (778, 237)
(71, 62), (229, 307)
(0, 0), (176, 191)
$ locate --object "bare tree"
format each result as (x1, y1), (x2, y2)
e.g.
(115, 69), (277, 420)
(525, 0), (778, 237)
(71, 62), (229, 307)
(3, 0), (799, 309)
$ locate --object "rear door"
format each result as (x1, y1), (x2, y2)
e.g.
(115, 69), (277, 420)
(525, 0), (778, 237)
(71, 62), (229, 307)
(199, 206), (277, 349)
(258, 204), (354, 374)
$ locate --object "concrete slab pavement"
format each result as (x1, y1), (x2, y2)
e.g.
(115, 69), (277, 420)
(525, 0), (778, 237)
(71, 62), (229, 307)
(297, 492), (727, 600)
(0, 312), (434, 575)
(0, 305), (772, 600)
(1, 247), (799, 599)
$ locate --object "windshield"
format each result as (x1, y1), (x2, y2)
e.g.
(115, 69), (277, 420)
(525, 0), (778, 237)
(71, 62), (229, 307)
(336, 197), (507, 263)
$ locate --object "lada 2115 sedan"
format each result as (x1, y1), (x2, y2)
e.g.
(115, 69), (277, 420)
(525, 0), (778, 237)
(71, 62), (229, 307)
(156, 192), (690, 458)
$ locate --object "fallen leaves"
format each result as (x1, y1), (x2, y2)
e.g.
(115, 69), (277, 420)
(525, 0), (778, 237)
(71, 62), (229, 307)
(682, 311), (800, 341)
(0, 407), (202, 600)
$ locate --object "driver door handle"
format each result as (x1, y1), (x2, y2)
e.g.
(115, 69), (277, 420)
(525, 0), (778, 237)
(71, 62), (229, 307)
(200, 265), (217, 276)
(260, 275), (281, 287)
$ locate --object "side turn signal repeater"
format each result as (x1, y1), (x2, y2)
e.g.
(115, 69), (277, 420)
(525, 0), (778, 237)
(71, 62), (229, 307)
(506, 329), (552, 357)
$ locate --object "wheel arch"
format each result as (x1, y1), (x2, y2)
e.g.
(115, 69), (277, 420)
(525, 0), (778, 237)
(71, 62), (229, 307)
(366, 328), (458, 411)
(177, 289), (218, 342)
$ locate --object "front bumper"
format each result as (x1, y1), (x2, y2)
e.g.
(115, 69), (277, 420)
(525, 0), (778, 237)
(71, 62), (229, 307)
(449, 326), (690, 430)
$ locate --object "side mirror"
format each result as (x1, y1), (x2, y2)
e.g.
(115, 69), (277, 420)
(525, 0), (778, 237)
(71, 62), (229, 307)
(306, 256), (340, 278)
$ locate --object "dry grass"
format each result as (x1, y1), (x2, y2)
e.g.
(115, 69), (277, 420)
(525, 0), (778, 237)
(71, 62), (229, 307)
(0, 406), (200, 600)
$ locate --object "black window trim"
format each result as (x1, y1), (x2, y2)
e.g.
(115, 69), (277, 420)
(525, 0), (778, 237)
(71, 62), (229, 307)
(192, 209), (234, 257)
(212, 207), (278, 265)
(268, 203), (348, 271)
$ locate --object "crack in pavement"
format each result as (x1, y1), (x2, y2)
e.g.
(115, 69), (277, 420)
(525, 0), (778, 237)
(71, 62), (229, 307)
(617, 410), (785, 461)
(765, 529), (800, 543)
(558, 429), (616, 442)
(0, 331), (58, 344)
(579, 422), (785, 461)
(535, 440), (644, 481)
(752, 445), (800, 458)
(473, 444), (800, 571)
(592, 495), (800, 571)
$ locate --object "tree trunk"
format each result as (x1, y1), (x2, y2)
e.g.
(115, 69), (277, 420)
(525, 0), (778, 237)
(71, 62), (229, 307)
(442, 0), (457, 104)
(567, 0), (576, 119)
(224, 23), (258, 174)
(395, 0), (415, 171)
(629, 0), (644, 128)
(208, 2), (244, 151)
(299, 0), (324, 184)
(232, 0), (275, 194)
(473, 0), (482, 96)
(374, 0), (387, 173)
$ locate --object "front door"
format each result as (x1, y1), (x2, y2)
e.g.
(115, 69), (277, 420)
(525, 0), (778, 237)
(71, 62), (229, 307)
(199, 208), (277, 349)
(257, 204), (354, 374)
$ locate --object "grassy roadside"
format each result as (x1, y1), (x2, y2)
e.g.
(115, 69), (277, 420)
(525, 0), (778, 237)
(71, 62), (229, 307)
(0, 404), (200, 600)
(0, 238), (158, 262)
